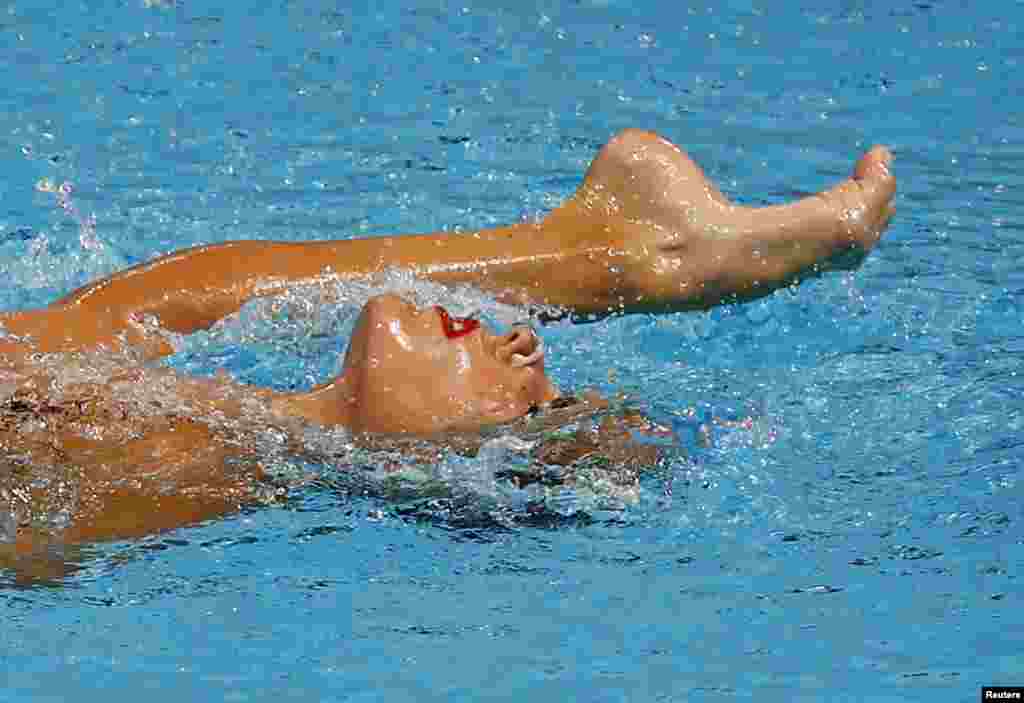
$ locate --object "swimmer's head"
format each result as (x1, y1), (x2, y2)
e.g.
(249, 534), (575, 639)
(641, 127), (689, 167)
(333, 294), (558, 435)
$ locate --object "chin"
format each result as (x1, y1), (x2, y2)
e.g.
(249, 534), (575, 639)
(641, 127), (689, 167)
(478, 399), (534, 426)
(430, 404), (528, 436)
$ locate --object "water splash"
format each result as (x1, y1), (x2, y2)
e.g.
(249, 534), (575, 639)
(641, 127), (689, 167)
(170, 267), (564, 385)
(35, 178), (101, 252)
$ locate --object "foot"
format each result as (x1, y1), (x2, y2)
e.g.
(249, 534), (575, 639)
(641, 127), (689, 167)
(556, 129), (896, 311)
(823, 145), (897, 259)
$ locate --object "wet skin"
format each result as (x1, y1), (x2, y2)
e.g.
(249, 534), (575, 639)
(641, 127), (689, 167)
(274, 294), (560, 434)
(0, 129), (897, 566)
(2, 129), (896, 359)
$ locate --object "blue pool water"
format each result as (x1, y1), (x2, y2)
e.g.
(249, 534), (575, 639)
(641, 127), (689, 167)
(2, 0), (1022, 700)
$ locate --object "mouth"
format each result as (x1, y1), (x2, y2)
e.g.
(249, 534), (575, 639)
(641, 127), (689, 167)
(434, 305), (480, 340)
(435, 305), (545, 368)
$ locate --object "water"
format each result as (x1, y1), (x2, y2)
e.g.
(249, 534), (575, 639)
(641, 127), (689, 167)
(1, 0), (1022, 700)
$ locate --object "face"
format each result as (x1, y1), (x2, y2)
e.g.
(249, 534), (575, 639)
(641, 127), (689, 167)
(339, 294), (559, 435)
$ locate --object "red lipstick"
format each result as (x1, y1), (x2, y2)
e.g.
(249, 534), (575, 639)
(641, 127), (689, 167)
(435, 306), (480, 340)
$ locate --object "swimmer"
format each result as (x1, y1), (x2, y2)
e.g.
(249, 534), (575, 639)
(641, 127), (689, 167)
(0, 130), (896, 564)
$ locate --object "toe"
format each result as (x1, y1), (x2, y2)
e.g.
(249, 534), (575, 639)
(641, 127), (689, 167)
(854, 145), (894, 184)
(851, 146), (897, 216)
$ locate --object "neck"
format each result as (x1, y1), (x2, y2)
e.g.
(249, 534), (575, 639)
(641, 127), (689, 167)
(271, 375), (357, 428)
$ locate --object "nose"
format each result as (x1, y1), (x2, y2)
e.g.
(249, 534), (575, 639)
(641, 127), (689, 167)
(496, 325), (544, 367)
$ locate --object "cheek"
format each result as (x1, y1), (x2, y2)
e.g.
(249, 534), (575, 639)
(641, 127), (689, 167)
(475, 369), (537, 410)
(454, 347), (473, 374)
(387, 320), (414, 352)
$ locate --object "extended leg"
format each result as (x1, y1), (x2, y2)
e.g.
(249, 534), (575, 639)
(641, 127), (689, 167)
(24, 129), (894, 354)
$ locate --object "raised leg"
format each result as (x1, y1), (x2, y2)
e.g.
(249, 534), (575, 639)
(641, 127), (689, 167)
(548, 128), (896, 312)
(7, 129), (896, 356)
